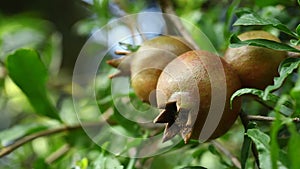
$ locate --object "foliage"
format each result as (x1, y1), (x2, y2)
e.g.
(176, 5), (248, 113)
(0, 0), (300, 168)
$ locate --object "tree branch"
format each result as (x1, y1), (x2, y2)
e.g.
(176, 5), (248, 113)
(0, 122), (103, 158)
(211, 140), (241, 169)
(247, 115), (300, 122)
(45, 144), (71, 164)
(158, 0), (200, 50)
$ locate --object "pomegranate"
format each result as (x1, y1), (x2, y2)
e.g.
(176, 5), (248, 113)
(224, 30), (287, 89)
(154, 50), (241, 143)
(107, 36), (192, 103)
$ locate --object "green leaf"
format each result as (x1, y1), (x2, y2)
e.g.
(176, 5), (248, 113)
(229, 34), (300, 53)
(247, 129), (271, 169)
(241, 122), (256, 169)
(291, 69), (300, 115)
(230, 88), (278, 108)
(296, 24), (300, 36)
(119, 42), (139, 52)
(240, 135), (251, 169)
(234, 8), (253, 18)
(233, 13), (297, 38)
(254, 0), (280, 7)
(0, 16), (54, 61)
(264, 58), (300, 100)
(290, 39), (300, 46)
(41, 32), (62, 75)
(92, 153), (123, 169)
(247, 128), (288, 169)
(270, 112), (283, 169)
(75, 157), (88, 169)
(6, 49), (60, 120)
(287, 123), (300, 169)
(224, 0), (240, 38)
(231, 88), (293, 116)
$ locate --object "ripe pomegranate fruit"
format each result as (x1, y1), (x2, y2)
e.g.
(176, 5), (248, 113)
(154, 50), (241, 143)
(224, 30), (287, 89)
(107, 36), (192, 103)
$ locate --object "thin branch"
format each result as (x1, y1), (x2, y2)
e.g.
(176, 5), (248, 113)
(158, 0), (200, 50)
(211, 140), (241, 169)
(0, 122), (103, 158)
(45, 144), (71, 164)
(247, 115), (300, 122)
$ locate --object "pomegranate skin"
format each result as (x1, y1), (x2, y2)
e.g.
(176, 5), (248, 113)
(154, 50), (241, 143)
(224, 30), (287, 89)
(108, 35), (193, 103)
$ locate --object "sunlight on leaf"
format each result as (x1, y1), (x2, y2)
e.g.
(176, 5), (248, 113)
(231, 88), (293, 116)
(247, 129), (271, 169)
(6, 49), (61, 120)
(248, 127), (288, 169)
(231, 88), (278, 108)
(75, 157), (88, 169)
(233, 13), (298, 38)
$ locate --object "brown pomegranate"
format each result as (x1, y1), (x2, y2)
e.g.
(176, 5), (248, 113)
(224, 30), (287, 89)
(107, 36), (193, 103)
(154, 50), (241, 143)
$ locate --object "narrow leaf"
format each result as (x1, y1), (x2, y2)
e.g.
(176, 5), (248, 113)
(229, 34), (300, 53)
(247, 128), (288, 169)
(287, 123), (300, 169)
(290, 69), (300, 115)
(240, 135), (251, 169)
(231, 88), (293, 116)
(296, 24), (300, 36)
(270, 112), (283, 169)
(224, 0), (240, 38)
(264, 58), (300, 100)
(247, 129), (271, 169)
(6, 49), (60, 120)
(233, 13), (297, 38)
(230, 88), (278, 108)
(241, 122), (256, 169)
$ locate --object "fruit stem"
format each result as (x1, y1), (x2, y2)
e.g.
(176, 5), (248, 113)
(114, 50), (131, 55)
(106, 54), (132, 78)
